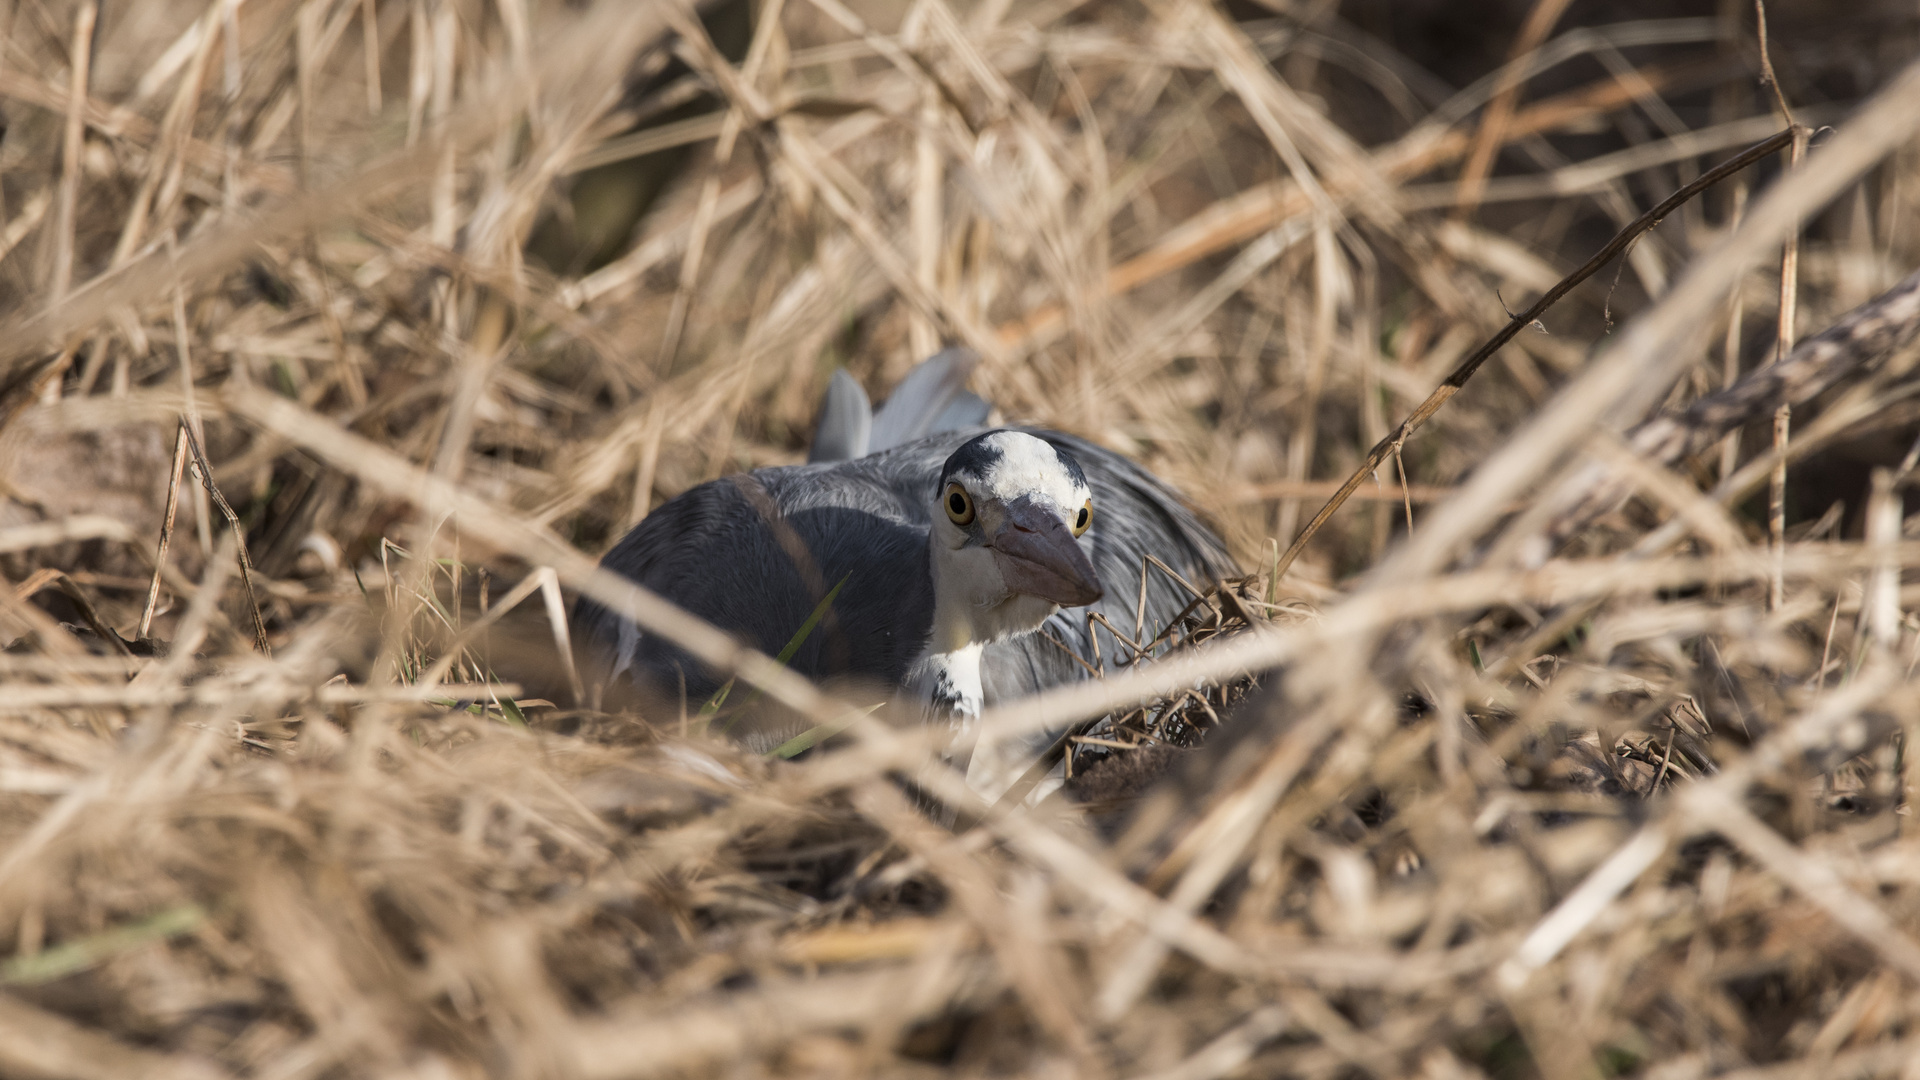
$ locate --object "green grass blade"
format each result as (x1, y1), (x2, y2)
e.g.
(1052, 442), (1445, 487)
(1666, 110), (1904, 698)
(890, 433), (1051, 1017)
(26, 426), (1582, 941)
(709, 574), (850, 727)
(2, 905), (205, 986)
(767, 703), (881, 759)
(775, 573), (850, 667)
(698, 678), (735, 716)
(497, 694), (528, 728)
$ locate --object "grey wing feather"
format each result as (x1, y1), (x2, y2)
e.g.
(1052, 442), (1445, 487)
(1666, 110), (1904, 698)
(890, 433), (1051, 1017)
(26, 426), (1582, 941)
(869, 348), (980, 452)
(808, 368), (872, 463)
(932, 390), (991, 433)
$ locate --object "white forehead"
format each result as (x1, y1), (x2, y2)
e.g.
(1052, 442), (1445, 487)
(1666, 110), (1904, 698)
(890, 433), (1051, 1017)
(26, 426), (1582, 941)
(956, 431), (1088, 507)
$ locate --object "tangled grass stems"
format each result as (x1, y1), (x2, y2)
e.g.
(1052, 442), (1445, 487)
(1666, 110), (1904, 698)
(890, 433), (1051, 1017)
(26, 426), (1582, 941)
(1, 1), (1919, 1077)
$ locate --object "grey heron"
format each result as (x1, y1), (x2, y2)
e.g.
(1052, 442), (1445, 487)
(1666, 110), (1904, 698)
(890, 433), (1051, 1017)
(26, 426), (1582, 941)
(573, 352), (1236, 779)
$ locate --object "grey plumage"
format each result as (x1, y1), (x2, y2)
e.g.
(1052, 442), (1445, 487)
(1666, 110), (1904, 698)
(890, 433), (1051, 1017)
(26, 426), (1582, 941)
(806, 369), (871, 464)
(574, 423), (1235, 749)
(930, 390), (992, 438)
(807, 347), (991, 464)
(864, 347), (987, 454)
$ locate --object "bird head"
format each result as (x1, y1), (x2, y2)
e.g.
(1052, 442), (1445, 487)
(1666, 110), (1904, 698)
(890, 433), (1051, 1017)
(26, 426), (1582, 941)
(928, 430), (1103, 647)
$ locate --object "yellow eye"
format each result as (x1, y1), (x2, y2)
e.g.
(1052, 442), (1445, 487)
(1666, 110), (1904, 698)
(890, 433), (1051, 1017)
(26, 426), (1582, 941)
(1073, 498), (1092, 537)
(944, 483), (975, 526)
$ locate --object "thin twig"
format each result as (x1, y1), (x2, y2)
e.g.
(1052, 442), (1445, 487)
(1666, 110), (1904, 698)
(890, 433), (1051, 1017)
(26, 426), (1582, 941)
(539, 566), (585, 707)
(1272, 128), (1795, 584)
(1757, 2), (1810, 612)
(138, 424), (191, 640)
(180, 422), (272, 656)
(1393, 446), (1415, 536)
(49, 1), (96, 307)
(1717, 181), (1748, 482)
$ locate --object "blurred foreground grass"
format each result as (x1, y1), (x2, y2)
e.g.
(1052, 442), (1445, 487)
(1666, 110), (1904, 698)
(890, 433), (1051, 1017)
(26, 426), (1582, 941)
(0, 0), (1919, 1076)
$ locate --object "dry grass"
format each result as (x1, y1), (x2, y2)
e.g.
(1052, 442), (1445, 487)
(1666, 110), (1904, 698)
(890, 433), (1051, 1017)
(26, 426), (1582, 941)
(2, 0), (1920, 1076)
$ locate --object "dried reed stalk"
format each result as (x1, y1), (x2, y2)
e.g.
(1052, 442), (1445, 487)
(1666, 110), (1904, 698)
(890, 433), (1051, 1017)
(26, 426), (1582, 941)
(0, 3), (1916, 1077)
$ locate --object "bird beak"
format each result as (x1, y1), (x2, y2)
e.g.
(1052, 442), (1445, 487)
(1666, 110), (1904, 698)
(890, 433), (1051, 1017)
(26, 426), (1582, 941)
(989, 498), (1103, 607)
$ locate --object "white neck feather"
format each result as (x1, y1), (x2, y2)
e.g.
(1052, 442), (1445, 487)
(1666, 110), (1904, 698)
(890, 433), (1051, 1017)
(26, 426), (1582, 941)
(906, 642), (984, 726)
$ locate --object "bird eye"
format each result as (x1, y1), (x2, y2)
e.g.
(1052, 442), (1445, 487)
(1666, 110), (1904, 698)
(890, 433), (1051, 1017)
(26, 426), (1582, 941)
(1073, 498), (1092, 537)
(944, 483), (975, 526)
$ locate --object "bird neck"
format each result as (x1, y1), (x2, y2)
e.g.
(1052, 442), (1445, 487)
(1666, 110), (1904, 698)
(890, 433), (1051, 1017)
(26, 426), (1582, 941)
(924, 532), (1058, 654)
(911, 535), (992, 726)
(915, 526), (1064, 726)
